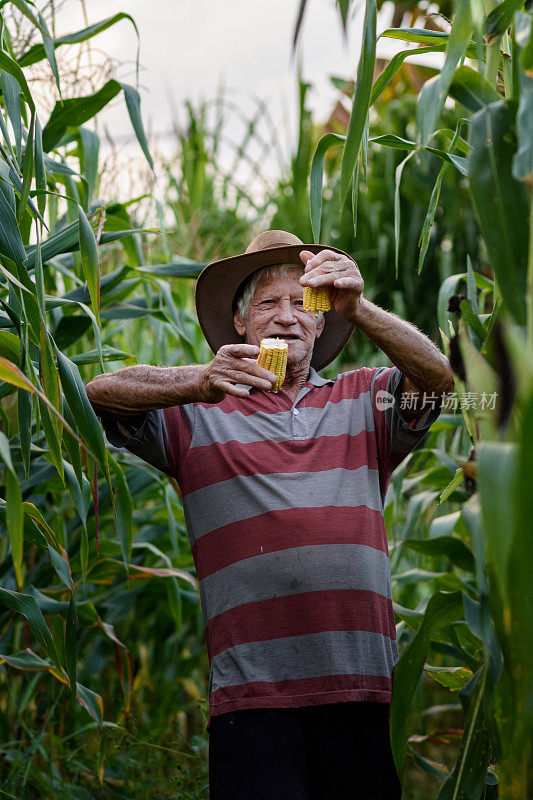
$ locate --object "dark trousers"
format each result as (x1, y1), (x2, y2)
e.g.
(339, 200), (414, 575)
(208, 701), (402, 799)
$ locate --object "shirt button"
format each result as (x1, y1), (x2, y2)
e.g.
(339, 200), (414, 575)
(293, 407), (299, 416)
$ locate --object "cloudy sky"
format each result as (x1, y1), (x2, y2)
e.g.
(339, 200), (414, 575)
(50, 0), (442, 194)
(58, 0), (367, 141)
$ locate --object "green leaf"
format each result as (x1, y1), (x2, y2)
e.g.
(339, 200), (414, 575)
(121, 83), (154, 172)
(55, 348), (106, 464)
(1, 70), (22, 164)
(512, 83), (533, 185)
(42, 79), (153, 171)
(309, 133), (345, 242)
(18, 13), (139, 68)
(0, 587), (61, 668)
(380, 28), (451, 45)
(292, 0), (308, 49)
(18, 115), (35, 226)
(0, 648), (54, 671)
(78, 206), (100, 323)
(370, 44), (446, 106)
(76, 682), (103, 724)
(0, 48), (35, 110)
(78, 127), (100, 205)
(369, 133), (468, 174)
(70, 346), (135, 366)
(66, 594), (77, 700)
(110, 459), (133, 569)
(436, 665), (491, 800)
(339, 0), (376, 204)
(34, 116), (46, 217)
(10, 0), (61, 94)
(402, 535), (475, 572)
(484, 0), (524, 43)
(0, 330), (20, 363)
(418, 162), (446, 274)
(391, 591), (464, 779)
(47, 544), (72, 590)
(468, 101), (529, 324)
(437, 270), (494, 335)
(0, 191), (29, 266)
(449, 65), (501, 112)
(38, 398), (64, 483)
(508, 390), (533, 733)
(17, 386), (31, 478)
(416, 0), (471, 144)
(0, 431), (23, 588)
(459, 299), (486, 341)
(24, 220), (150, 268)
(424, 663), (473, 691)
(134, 260), (205, 279)
(394, 151), (416, 277)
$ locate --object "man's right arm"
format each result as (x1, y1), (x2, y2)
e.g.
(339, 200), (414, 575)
(85, 344), (277, 427)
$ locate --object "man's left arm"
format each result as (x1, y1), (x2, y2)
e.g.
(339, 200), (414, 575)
(299, 249), (454, 421)
(347, 297), (452, 421)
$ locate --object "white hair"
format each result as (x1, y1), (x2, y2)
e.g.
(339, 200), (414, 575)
(235, 264), (303, 319)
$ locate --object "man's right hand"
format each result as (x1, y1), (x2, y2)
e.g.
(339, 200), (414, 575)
(199, 344), (277, 401)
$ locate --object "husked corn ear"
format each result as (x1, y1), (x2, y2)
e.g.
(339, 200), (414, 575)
(303, 285), (330, 316)
(257, 338), (288, 392)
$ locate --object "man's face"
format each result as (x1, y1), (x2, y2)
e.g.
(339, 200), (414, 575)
(233, 268), (324, 369)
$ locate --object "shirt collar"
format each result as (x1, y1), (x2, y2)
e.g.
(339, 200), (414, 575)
(237, 366), (335, 394)
(307, 366), (335, 387)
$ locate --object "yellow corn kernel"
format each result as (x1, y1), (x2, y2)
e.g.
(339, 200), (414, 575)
(257, 338), (288, 392)
(303, 285), (331, 317)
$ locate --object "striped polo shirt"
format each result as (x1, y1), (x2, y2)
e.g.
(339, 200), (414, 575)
(103, 365), (439, 719)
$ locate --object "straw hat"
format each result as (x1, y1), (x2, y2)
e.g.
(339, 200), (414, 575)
(195, 230), (355, 371)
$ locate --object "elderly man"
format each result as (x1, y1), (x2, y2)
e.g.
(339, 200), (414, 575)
(86, 230), (453, 800)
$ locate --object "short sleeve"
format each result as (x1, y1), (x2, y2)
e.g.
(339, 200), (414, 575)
(371, 366), (441, 482)
(100, 408), (172, 474)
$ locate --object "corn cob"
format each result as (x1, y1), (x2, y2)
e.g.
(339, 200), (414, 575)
(303, 285), (330, 316)
(257, 338), (288, 392)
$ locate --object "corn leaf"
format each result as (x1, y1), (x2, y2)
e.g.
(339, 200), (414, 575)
(18, 13), (139, 68)
(469, 100), (529, 324)
(9, 0), (61, 94)
(0, 356), (80, 441)
(309, 132), (345, 242)
(449, 65), (502, 112)
(78, 206), (100, 324)
(0, 431), (24, 588)
(484, 0), (524, 43)
(110, 459), (133, 569)
(435, 665), (491, 800)
(339, 0), (376, 204)
(508, 391), (533, 733)
(512, 82), (533, 185)
(402, 536), (475, 572)
(55, 348), (106, 464)
(65, 594), (77, 700)
(42, 79), (153, 172)
(1, 70), (22, 165)
(0, 191), (29, 265)
(391, 591), (464, 779)
(416, 0), (471, 144)
(0, 587), (61, 668)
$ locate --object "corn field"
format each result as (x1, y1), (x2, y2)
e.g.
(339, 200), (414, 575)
(0, 0), (532, 797)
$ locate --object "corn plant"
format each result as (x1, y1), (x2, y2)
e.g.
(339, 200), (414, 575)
(0, 4), (215, 795)
(298, 0), (533, 796)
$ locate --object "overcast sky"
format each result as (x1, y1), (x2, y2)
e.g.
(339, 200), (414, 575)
(49, 1), (443, 195)
(54, 1), (371, 150)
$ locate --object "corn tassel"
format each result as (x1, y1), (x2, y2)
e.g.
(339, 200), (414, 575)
(303, 285), (330, 316)
(257, 338), (288, 392)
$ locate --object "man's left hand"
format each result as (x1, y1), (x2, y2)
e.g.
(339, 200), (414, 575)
(298, 249), (364, 323)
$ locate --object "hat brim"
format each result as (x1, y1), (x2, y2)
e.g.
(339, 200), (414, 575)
(195, 244), (355, 372)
